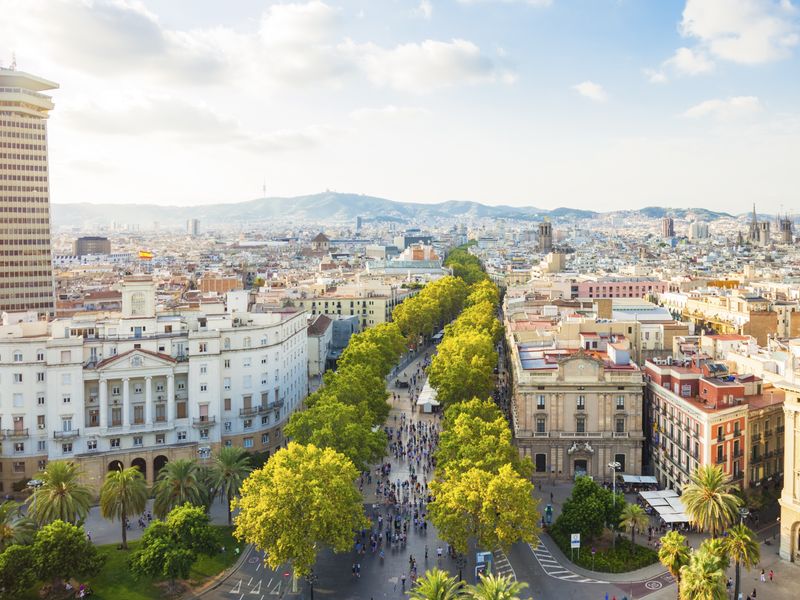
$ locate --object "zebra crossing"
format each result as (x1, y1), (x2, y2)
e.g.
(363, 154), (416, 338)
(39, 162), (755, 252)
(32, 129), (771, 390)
(528, 541), (608, 584)
(492, 548), (516, 581)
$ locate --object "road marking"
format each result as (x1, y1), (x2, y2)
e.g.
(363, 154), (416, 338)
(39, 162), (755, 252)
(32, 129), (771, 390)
(248, 577), (252, 586)
(492, 548), (517, 582)
(230, 579), (241, 594)
(527, 542), (609, 584)
(250, 580), (262, 594)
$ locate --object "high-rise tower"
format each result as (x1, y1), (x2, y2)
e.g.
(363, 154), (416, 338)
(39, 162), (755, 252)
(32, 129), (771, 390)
(538, 219), (553, 253)
(661, 216), (674, 238)
(0, 67), (57, 315)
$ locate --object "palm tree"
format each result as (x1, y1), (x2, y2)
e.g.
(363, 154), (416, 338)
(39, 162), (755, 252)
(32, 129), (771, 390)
(722, 524), (760, 600)
(408, 568), (464, 600)
(0, 500), (34, 550)
(679, 546), (727, 600)
(619, 503), (649, 547)
(100, 466), (148, 549)
(27, 460), (92, 525)
(464, 573), (528, 600)
(152, 458), (204, 518)
(681, 464), (741, 537)
(211, 447), (252, 525)
(658, 531), (690, 597)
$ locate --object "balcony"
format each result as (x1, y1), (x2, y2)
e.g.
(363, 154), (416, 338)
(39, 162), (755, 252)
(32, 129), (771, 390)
(239, 406), (261, 417)
(777, 426), (785, 434)
(731, 472), (744, 482)
(715, 455), (727, 465)
(4, 428), (29, 439)
(559, 431), (603, 438)
(732, 450), (743, 458)
(612, 431), (630, 438)
(751, 454), (762, 463)
(733, 430), (742, 438)
(532, 431), (550, 438)
(192, 416), (216, 428)
(764, 430), (773, 438)
(752, 433), (761, 443)
(717, 436), (724, 443)
(53, 429), (79, 439)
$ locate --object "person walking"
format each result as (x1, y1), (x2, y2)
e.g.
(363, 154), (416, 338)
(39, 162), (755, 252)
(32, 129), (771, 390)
(768, 569), (774, 582)
(760, 569), (766, 583)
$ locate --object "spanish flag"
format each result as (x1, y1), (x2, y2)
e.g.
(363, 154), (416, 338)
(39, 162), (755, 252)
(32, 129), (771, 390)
(138, 250), (154, 260)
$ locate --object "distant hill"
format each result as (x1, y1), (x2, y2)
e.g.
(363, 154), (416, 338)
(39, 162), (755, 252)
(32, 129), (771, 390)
(50, 192), (736, 228)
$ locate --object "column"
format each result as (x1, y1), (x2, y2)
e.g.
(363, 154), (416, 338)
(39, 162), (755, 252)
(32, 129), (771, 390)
(167, 375), (175, 423)
(122, 377), (130, 427)
(145, 376), (153, 425)
(99, 378), (108, 429)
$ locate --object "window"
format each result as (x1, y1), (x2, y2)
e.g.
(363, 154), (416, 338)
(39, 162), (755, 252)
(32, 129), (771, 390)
(60, 350), (71, 363)
(37, 395), (45, 406)
(243, 357), (252, 368)
(224, 359), (230, 368)
(111, 438), (120, 448)
(577, 395), (585, 410)
(133, 436), (143, 447)
(536, 417), (546, 433)
(62, 394), (71, 404)
(37, 440), (47, 451)
(36, 350), (44, 361)
(243, 437), (253, 448)
(576, 417), (585, 433)
(200, 428), (209, 439)
(244, 419), (252, 429)
(13, 351), (22, 362)
(13, 373), (22, 383)
(134, 383), (143, 394)
(14, 442), (25, 453)
(535, 454), (547, 473)
(717, 426), (723, 440)
(223, 378), (231, 390)
(200, 383), (207, 392)
(177, 430), (187, 441)
(177, 402), (187, 419)
(177, 382), (185, 390)
(13, 462), (25, 473)
(261, 415), (270, 425)
(615, 453), (626, 472)
(616, 418), (625, 433)
(200, 364), (207, 374)
(225, 440), (232, 447)
(262, 433), (270, 445)
(156, 434), (165, 445)
(199, 343), (207, 353)
(87, 440), (97, 450)
(537, 395), (545, 410)
(37, 372), (45, 382)
(244, 337), (251, 348)
(62, 443), (73, 454)
(224, 338), (231, 349)
(224, 421), (232, 431)
(61, 417), (72, 432)
(616, 396), (625, 410)
(224, 398), (231, 411)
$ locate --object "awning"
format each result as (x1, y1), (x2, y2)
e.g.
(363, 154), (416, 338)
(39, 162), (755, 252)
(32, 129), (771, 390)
(620, 475), (658, 484)
(660, 513), (690, 523)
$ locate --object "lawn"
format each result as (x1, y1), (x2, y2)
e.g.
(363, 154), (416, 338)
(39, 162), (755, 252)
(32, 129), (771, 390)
(23, 526), (243, 600)
(550, 528), (659, 573)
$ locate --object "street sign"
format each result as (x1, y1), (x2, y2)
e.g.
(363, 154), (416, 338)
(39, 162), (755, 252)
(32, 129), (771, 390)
(570, 533), (581, 549)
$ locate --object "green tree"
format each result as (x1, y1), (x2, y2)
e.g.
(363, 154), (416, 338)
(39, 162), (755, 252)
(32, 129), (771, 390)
(428, 330), (496, 407)
(32, 520), (105, 590)
(464, 572), (528, 600)
(152, 458), (205, 518)
(312, 366), (390, 425)
(721, 524), (759, 600)
(0, 544), (36, 600)
(429, 464), (540, 554)
(232, 442), (368, 578)
(100, 465), (148, 549)
(682, 465), (741, 537)
(552, 476), (623, 543)
(0, 500), (34, 551)
(658, 530), (691, 594)
(27, 460), (92, 526)
(466, 280), (500, 309)
(618, 503), (649, 547)
(446, 301), (503, 344)
(408, 567), (464, 599)
(211, 447), (252, 525)
(337, 322), (406, 378)
(678, 546), (727, 600)
(285, 397), (386, 471)
(130, 503), (219, 593)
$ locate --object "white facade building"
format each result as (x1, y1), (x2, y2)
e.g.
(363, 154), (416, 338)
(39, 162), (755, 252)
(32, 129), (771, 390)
(0, 276), (307, 493)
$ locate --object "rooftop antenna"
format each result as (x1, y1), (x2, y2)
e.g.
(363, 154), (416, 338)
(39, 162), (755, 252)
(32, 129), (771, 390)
(9, 52), (16, 70)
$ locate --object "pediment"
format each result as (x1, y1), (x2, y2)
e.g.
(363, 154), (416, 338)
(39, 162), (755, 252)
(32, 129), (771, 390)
(96, 349), (176, 372)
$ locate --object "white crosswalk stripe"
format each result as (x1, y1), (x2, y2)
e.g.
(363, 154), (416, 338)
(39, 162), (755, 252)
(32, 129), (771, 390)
(492, 549), (517, 581)
(527, 542), (608, 584)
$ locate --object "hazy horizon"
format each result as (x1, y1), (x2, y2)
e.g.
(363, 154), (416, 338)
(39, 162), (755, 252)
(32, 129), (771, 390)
(3, 0), (798, 213)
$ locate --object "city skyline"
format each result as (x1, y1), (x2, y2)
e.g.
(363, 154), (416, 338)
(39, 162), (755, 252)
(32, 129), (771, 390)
(1, 0), (798, 212)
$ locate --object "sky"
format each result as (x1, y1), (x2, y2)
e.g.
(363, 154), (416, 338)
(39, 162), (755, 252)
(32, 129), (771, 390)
(1, 0), (799, 213)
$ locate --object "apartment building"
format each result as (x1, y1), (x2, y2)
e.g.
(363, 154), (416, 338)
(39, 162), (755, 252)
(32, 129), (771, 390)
(645, 359), (784, 492)
(292, 282), (414, 330)
(778, 381), (800, 563)
(509, 336), (645, 481)
(0, 276), (308, 493)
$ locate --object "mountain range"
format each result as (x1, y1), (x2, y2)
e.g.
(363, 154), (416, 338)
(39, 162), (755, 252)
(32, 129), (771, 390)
(50, 192), (736, 229)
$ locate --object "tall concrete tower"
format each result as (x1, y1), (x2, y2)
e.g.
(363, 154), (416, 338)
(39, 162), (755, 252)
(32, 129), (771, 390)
(0, 67), (57, 315)
(538, 219), (553, 253)
(661, 216), (674, 238)
(779, 216), (793, 244)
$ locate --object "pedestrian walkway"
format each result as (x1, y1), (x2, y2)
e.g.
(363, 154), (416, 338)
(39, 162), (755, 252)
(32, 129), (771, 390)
(528, 540), (609, 584)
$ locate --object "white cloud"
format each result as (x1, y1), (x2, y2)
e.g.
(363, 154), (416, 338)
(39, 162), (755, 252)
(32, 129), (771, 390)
(572, 81), (607, 102)
(645, 47), (714, 83)
(349, 105), (431, 121)
(680, 0), (799, 64)
(342, 38), (516, 92)
(458, 0), (553, 6)
(682, 96), (762, 119)
(643, 68), (668, 84)
(412, 0), (434, 20)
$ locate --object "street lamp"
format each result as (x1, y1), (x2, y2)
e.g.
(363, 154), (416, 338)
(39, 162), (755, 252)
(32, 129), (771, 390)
(305, 572), (318, 600)
(27, 478), (43, 523)
(739, 507), (750, 525)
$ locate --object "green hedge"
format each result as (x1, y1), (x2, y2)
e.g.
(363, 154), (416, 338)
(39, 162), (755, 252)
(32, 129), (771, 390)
(549, 529), (658, 574)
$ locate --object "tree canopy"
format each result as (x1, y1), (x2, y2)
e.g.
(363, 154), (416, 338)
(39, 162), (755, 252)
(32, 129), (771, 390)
(428, 330), (496, 407)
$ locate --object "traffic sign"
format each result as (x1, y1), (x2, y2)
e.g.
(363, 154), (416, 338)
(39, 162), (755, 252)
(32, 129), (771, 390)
(570, 533), (580, 549)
